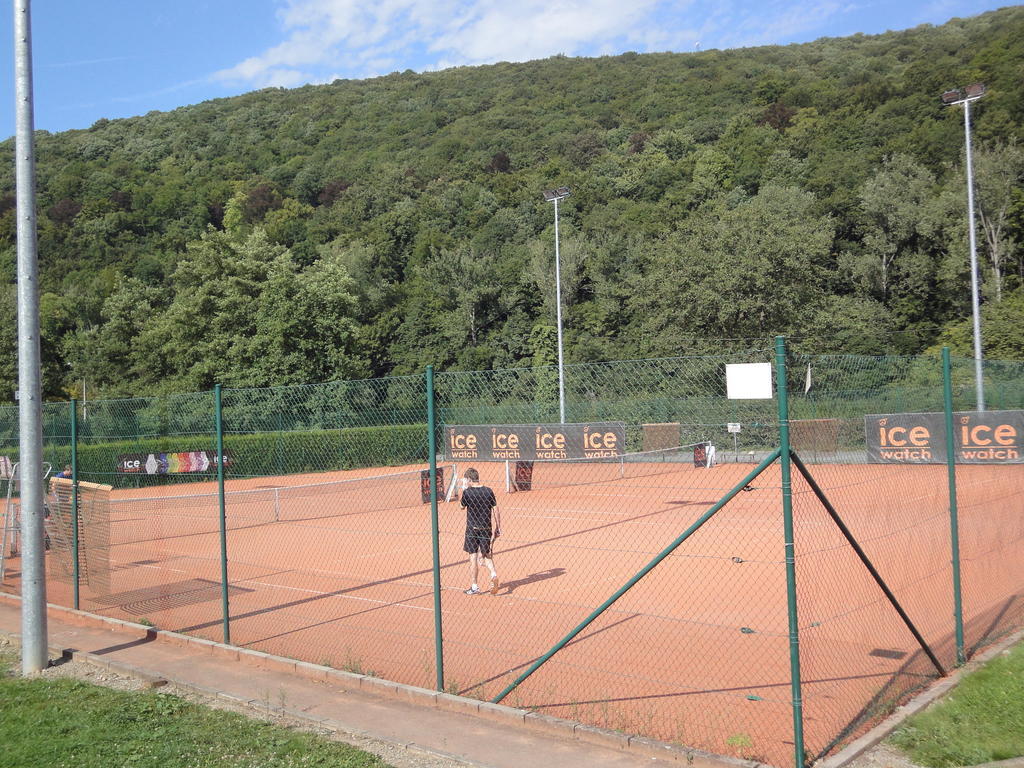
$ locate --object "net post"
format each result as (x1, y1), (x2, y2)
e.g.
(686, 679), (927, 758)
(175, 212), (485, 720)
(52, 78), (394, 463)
(426, 366), (444, 691)
(775, 336), (805, 768)
(942, 347), (965, 665)
(446, 464), (458, 502)
(215, 384), (230, 646)
(70, 398), (79, 610)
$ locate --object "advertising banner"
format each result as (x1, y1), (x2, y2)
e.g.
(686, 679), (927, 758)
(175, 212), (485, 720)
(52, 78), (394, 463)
(446, 423), (626, 462)
(419, 467), (447, 503)
(865, 410), (1024, 464)
(117, 450), (234, 474)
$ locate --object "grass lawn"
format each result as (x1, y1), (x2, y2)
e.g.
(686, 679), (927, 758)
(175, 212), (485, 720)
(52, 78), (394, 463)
(0, 650), (389, 768)
(889, 640), (1024, 768)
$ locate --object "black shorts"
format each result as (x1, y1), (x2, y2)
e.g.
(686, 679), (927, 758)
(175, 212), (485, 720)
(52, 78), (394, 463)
(463, 527), (492, 556)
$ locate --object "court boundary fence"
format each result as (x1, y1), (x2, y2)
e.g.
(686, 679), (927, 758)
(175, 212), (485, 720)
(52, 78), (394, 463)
(476, 339), (952, 768)
(3, 340), (1024, 767)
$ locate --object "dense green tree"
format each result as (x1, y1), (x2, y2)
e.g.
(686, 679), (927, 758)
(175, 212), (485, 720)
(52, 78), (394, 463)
(0, 7), (1021, 400)
(856, 154), (937, 301)
(973, 140), (1024, 300)
(629, 185), (835, 352)
(0, 286), (15, 400)
(65, 276), (165, 396)
(929, 287), (1024, 360)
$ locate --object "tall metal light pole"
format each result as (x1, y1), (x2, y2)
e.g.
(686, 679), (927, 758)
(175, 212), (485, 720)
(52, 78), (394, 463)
(942, 83), (986, 411)
(14, 0), (49, 674)
(542, 186), (571, 423)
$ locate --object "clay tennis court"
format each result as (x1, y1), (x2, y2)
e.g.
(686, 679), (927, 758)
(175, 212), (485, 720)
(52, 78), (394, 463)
(5, 456), (1023, 767)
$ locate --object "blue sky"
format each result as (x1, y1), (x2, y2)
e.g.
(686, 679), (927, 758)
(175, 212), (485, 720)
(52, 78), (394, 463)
(0, 0), (1007, 136)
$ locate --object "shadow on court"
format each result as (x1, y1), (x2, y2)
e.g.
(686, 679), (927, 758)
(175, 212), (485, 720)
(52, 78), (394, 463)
(499, 567), (565, 595)
(172, 502), (680, 636)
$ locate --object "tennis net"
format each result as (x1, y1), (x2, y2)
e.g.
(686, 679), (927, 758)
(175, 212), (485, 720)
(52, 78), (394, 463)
(106, 465), (458, 542)
(505, 444), (714, 493)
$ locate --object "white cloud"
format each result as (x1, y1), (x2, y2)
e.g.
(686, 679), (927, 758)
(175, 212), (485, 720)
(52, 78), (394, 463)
(215, 0), (671, 86)
(213, 0), (858, 88)
(428, 0), (663, 63)
(734, 0), (847, 47)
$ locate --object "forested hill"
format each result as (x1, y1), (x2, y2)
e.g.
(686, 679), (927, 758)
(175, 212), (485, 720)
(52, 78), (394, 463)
(1, 7), (1023, 401)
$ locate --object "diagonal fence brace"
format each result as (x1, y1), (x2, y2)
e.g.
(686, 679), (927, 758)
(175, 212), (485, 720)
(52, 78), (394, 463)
(790, 451), (946, 677)
(492, 449), (783, 704)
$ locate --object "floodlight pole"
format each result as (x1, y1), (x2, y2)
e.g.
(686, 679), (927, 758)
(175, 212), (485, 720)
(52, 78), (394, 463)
(14, 0), (49, 674)
(543, 187), (571, 424)
(943, 85), (986, 411)
(553, 196), (566, 424)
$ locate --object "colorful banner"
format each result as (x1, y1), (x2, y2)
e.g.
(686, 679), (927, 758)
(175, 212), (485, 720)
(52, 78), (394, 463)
(446, 423), (626, 462)
(865, 411), (1024, 464)
(117, 450), (234, 474)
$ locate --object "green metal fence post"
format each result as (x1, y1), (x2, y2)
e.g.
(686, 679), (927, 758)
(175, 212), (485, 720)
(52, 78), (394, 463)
(426, 366), (444, 691)
(943, 348), (965, 665)
(775, 336), (805, 768)
(276, 411), (285, 476)
(215, 384), (230, 646)
(70, 398), (79, 610)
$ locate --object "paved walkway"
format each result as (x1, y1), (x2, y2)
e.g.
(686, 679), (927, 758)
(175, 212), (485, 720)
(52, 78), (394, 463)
(0, 594), (743, 768)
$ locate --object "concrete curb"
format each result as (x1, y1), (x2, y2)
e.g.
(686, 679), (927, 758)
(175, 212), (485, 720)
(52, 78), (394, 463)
(0, 592), (756, 767)
(817, 626), (1024, 768)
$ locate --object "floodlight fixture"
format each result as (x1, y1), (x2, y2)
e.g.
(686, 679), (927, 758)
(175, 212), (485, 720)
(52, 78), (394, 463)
(942, 83), (987, 410)
(542, 187), (572, 203)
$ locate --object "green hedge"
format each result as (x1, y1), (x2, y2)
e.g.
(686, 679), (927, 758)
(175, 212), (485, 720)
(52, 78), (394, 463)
(35, 424), (429, 489)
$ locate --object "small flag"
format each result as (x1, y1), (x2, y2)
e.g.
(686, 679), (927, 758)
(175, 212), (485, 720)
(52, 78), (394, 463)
(804, 363), (812, 394)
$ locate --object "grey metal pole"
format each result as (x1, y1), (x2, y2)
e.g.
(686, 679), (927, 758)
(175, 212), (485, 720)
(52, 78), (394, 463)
(963, 100), (985, 411)
(553, 197), (566, 424)
(426, 366), (444, 690)
(70, 399), (79, 610)
(942, 348), (965, 665)
(215, 384), (230, 645)
(14, 0), (48, 675)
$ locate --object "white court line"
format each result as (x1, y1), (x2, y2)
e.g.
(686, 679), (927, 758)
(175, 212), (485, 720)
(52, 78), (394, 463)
(511, 511), (635, 521)
(239, 578), (433, 612)
(230, 578), (481, 619)
(338, 544), (426, 562)
(505, 503), (655, 514)
(507, 505), (711, 521)
(109, 556), (474, 616)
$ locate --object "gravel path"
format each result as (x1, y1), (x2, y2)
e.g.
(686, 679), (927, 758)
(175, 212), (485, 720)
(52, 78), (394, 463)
(845, 743), (922, 768)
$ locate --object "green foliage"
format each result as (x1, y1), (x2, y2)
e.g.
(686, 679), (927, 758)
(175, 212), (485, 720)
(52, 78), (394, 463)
(928, 286), (1024, 359)
(0, 651), (386, 768)
(1, 7), (1023, 401)
(890, 641), (1024, 767)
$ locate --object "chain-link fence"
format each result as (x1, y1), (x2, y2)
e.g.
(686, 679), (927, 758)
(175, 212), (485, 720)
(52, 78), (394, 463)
(2, 342), (1023, 767)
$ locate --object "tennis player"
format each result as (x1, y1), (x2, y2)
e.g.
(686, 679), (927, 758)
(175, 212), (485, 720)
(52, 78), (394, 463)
(460, 467), (501, 595)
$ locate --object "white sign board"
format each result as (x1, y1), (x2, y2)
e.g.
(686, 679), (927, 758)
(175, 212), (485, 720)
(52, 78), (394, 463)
(726, 363), (773, 400)
(727, 423), (741, 433)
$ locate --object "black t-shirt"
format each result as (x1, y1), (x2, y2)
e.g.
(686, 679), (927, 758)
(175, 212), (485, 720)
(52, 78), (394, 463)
(461, 485), (496, 530)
